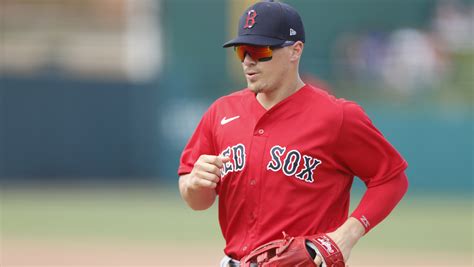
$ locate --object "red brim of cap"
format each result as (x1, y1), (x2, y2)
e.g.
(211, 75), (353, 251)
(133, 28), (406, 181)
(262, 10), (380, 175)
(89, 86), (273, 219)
(223, 35), (286, 48)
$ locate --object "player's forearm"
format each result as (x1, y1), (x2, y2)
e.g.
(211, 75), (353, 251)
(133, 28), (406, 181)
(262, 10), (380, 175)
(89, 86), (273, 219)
(350, 171), (409, 233)
(179, 174), (217, 210)
(330, 217), (365, 245)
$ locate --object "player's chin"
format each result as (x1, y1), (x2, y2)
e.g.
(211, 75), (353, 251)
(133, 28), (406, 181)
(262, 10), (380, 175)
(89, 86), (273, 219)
(247, 82), (262, 93)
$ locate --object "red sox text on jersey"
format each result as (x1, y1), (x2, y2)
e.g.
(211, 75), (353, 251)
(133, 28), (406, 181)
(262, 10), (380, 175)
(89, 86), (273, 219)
(221, 144), (322, 183)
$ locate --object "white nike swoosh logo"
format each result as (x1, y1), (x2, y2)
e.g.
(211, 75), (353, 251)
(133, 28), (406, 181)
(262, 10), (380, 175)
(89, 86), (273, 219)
(220, 116), (240, 125)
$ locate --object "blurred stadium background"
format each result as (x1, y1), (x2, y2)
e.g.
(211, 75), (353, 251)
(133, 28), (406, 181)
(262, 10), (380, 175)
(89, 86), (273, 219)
(0, 0), (472, 266)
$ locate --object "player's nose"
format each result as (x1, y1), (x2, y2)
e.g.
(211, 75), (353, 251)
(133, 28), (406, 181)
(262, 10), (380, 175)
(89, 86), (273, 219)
(242, 53), (257, 66)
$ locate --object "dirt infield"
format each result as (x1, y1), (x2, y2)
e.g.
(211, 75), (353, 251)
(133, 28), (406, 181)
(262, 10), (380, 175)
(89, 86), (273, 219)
(2, 239), (472, 267)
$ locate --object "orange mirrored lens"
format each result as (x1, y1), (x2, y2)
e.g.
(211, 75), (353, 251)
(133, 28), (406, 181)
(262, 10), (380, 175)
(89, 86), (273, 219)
(234, 45), (273, 62)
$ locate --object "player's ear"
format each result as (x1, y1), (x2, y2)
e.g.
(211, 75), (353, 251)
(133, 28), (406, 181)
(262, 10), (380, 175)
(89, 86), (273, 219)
(289, 41), (304, 62)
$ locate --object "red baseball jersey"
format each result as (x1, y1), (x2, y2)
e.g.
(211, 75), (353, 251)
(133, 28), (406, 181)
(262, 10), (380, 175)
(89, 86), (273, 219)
(178, 84), (407, 259)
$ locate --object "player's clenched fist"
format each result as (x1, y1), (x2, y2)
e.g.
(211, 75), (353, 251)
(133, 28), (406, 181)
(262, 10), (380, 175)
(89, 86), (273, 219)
(179, 155), (230, 210)
(188, 155), (231, 189)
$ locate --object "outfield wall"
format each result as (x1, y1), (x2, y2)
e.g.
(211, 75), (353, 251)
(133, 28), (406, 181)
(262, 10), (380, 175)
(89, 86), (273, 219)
(1, 77), (472, 192)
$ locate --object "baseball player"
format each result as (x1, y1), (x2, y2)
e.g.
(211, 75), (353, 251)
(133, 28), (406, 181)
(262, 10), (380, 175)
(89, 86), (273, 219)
(178, 1), (408, 266)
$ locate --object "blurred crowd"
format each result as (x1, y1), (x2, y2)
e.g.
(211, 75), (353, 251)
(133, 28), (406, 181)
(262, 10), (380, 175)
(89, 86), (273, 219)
(2, 0), (471, 101)
(334, 0), (473, 97)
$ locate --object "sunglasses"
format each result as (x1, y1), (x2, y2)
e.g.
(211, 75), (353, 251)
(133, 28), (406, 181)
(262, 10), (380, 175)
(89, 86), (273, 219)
(234, 41), (295, 62)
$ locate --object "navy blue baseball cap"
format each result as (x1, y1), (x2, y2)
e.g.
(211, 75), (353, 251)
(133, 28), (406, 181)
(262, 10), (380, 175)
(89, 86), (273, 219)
(223, 1), (305, 48)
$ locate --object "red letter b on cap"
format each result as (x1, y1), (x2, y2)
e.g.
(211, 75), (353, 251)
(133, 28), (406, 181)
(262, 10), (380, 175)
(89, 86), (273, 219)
(244, 10), (257, 29)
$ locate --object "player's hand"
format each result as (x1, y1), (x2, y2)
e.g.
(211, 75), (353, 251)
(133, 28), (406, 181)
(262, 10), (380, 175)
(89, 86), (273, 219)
(314, 217), (365, 266)
(188, 155), (231, 190)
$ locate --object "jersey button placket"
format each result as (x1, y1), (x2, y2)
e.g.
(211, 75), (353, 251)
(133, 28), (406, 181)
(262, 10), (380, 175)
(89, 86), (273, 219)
(245, 118), (268, 254)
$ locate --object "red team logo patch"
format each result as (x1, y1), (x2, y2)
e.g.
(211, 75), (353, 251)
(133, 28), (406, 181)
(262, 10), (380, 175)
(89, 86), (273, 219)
(244, 10), (257, 28)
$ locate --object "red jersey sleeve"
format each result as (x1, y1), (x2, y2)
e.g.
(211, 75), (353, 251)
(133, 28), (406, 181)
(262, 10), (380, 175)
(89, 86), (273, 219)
(333, 102), (408, 232)
(333, 102), (408, 186)
(178, 106), (217, 176)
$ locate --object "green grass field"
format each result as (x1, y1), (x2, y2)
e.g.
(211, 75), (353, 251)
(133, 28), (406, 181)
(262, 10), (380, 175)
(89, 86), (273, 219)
(1, 186), (472, 266)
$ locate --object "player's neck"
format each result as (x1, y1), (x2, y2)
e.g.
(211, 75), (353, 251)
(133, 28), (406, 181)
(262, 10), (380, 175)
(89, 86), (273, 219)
(256, 76), (305, 110)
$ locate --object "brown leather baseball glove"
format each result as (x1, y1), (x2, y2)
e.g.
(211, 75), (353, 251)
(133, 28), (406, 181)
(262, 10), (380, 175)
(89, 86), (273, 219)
(240, 232), (345, 267)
